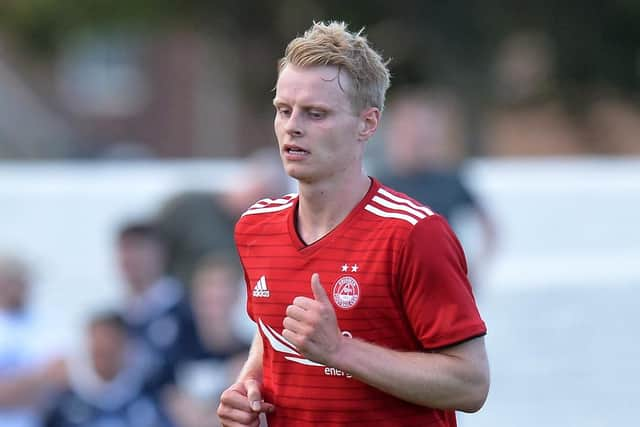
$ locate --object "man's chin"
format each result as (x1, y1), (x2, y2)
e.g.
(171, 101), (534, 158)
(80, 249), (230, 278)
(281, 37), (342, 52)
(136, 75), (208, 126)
(285, 166), (309, 182)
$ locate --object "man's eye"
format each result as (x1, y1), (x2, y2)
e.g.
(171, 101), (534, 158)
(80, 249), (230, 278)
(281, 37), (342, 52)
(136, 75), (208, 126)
(309, 110), (325, 119)
(278, 108), (291, 116)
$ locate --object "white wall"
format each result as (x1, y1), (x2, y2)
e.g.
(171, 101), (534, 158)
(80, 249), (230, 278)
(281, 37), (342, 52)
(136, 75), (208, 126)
(465, 157), (640, 289)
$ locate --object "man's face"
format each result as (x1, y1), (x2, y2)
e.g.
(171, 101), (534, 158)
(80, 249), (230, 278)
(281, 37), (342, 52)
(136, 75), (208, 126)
(89, 323), (126, 381)
(117, 236), (164, 292)
(0, 275), (28, 311)
(385, 101), (458, 173)
(273, 64), (365, 184)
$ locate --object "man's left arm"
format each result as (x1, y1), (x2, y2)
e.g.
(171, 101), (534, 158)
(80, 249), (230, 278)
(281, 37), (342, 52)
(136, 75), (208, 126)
(329, 332), (489, 412)
(282, 274), (490, 413)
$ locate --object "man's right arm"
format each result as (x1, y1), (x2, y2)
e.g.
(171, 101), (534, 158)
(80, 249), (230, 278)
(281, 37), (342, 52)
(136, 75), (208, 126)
(217, 332), (274, 427)
(236, 332), (265, 386)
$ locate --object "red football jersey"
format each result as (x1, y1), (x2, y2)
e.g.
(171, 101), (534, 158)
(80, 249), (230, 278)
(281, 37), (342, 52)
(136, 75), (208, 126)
(235, 178), (487, 427)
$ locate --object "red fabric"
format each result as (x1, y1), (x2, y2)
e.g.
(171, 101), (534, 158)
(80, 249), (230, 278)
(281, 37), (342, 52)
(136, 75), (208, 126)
(235, 178), (486, 427)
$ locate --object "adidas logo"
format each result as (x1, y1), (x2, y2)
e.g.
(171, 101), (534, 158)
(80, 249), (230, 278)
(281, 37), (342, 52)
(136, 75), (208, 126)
(252, 275), (270, 298)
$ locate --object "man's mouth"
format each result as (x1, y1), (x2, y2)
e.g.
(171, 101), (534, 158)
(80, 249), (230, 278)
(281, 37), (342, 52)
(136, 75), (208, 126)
(285, 145), (309, 155)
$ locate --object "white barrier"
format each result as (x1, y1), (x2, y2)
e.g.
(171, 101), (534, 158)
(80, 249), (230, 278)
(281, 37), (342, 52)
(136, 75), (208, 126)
(466, 157), (640, 289)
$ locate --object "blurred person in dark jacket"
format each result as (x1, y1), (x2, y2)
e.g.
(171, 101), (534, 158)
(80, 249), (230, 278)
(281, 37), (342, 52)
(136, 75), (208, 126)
(0, 253), (67, 427)
(44, 311), (174, 427)
(380, 87), (496, 281)
(156, 148), (292, 286)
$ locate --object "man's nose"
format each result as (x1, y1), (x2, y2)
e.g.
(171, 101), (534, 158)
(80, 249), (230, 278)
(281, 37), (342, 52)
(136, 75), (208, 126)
(284, 110), (304, 137)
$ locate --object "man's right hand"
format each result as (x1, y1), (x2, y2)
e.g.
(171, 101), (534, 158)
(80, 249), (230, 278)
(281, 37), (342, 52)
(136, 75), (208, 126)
(217, 378), (274, 427)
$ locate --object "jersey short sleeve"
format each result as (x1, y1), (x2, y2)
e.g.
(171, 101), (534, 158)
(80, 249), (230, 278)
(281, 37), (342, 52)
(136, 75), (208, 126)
(397, 215), (486, 350)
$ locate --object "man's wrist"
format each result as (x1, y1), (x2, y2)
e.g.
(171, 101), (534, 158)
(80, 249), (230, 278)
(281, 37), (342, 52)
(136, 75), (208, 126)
(327, 333), (353, 372)
(237, 364), (263, 383)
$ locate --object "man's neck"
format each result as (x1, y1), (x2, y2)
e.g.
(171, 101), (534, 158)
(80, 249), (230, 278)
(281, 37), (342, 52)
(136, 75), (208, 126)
(296, 172), (371, 245)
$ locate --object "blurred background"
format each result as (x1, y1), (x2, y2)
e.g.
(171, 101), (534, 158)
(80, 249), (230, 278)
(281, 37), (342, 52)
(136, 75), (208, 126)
(0, 1), (639, 426)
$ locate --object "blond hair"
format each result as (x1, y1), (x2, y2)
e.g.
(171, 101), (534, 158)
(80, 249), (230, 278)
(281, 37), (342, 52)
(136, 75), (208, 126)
(278, 21), (391, 112)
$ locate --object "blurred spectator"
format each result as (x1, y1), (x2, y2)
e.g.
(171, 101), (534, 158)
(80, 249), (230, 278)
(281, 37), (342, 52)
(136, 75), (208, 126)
(156, 148), (292, 285)
(0, 253), (67, 427)
(114, 222), (199, 398)
(165, 254), (250, 427)
(44, 311), (174, 427)
(380, 87), (496, 281)
(483, 31), (586, 156)
(492, 31), (556, 106)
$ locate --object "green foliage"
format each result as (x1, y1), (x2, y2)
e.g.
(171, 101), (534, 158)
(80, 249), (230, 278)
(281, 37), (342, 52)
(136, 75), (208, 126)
(0, 0), (188, 52)
(1, 0), (638, 94)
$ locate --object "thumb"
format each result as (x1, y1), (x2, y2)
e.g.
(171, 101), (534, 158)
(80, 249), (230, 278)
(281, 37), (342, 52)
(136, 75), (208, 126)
(311, 273), (330, 304)
(245, 378), (263, 412)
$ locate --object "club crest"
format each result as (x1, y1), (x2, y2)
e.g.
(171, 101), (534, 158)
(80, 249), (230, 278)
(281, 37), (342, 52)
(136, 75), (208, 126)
(332, 275), (360, 309)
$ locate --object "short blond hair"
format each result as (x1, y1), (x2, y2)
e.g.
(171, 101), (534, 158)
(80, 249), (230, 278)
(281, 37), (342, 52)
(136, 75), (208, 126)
(278, 21), (391, 112)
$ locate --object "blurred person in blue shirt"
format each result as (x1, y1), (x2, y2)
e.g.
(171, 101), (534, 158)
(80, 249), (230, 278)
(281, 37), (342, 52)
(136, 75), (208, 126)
(0, 253), (67, 427)
(44, 311), (174, 427)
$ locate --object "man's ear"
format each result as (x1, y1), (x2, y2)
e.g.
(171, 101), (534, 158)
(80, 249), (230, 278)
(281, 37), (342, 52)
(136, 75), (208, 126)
(357, 107), (381, 141)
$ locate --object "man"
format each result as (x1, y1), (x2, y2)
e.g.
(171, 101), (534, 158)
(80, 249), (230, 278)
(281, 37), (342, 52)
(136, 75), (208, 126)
(44, 311), (174, 427)
(217, 22), (489, 427)
(115, 222), (199, 395)
(165, 254), (250, 427)
(0, 254), (67, 427)
(380, 87), (496, 283)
